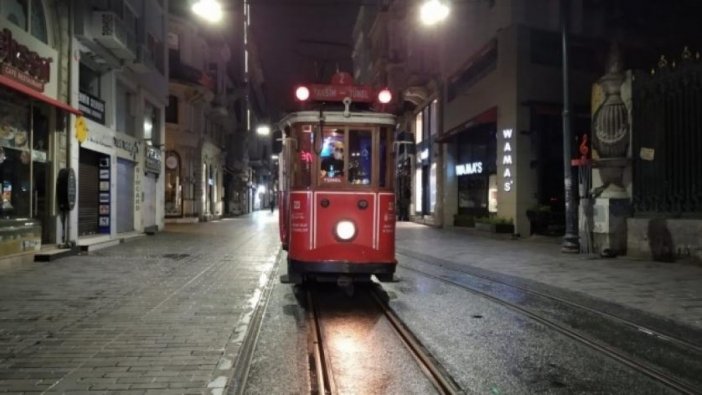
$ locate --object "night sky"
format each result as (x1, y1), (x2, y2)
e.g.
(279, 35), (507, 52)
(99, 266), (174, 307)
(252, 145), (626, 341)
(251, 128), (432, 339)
(249, 0), (363, 120)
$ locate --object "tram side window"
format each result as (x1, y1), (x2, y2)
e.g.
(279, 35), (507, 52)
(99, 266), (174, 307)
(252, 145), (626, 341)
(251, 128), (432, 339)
(320, 128), (345, 183)
(348, 129), (372, 185)
(293, 125), (313, 188)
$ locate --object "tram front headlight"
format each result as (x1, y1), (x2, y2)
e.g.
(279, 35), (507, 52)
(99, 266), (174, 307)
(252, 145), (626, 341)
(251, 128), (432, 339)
(335, 220), (356, 241)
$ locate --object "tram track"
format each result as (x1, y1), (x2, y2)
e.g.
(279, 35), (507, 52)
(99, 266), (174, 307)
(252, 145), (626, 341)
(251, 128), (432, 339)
(397, 252), (702, 395)
(306, 285), (462, 395)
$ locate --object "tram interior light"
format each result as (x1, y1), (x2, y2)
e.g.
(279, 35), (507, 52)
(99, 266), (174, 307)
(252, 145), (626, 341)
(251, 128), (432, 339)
(296, 86), (310, 101)
(378, 89), (392, 104)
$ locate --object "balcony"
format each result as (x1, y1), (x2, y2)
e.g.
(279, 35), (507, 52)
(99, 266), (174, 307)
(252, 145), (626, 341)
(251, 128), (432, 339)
(169, 57), (216, 99)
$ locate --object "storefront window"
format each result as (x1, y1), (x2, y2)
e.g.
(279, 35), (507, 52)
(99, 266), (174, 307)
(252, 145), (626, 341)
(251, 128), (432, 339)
(415, 112), (423, 144)
(430, 162), (437, 213)
(415, 168), (422, 214)
(456, 125), (497, 215)
(0, 91), (31, 218)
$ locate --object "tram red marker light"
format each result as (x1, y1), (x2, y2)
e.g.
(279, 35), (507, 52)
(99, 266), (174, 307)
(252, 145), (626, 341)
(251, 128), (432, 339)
(378, 89), (392, 104)
(296, 86), (310, 101)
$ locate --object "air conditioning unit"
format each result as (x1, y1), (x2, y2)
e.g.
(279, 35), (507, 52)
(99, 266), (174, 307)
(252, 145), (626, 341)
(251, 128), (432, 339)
(92, 12), (136, 61)
(128, 44), (154, 73)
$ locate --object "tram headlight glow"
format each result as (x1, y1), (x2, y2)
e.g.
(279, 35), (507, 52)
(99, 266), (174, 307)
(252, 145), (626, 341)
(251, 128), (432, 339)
(296, 86), (310, 101)
(377, 88), (392, 104)
(335, 220), (356, 241)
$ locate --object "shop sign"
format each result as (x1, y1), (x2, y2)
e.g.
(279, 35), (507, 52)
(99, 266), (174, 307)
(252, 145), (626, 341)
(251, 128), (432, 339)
(456, 161), (483, 176)
(501, 128), (514, 192)
(114, 137), (140, 160)
(78, 91), (106, 124)
(145, 146), (161, 175)
(0, 28), (52, 92)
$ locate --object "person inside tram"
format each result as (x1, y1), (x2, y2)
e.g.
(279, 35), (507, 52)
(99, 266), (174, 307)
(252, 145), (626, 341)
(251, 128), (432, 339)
(320, 141), (345, 180)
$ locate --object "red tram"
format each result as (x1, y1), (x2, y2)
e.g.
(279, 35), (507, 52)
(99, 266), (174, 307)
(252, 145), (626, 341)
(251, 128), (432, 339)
(278, 72), (397, 285)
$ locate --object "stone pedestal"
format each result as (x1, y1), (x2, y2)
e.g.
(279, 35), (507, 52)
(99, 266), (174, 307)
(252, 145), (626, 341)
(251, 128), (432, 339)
(592, 198), (631, 256)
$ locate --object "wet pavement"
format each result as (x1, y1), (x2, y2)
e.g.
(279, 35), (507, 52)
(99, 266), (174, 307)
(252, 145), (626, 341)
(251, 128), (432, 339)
(1, 213), (701, 394)
(0, 213), (279, 394)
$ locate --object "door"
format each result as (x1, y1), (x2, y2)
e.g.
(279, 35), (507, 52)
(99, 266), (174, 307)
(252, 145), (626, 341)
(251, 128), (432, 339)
(143, 174), (157, 228)
(78, 148), (100, 235)
(116, 158), (134, 233)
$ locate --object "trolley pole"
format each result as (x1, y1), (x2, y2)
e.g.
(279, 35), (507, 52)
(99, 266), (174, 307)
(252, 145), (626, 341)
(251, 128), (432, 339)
(561, 0), (579, 253)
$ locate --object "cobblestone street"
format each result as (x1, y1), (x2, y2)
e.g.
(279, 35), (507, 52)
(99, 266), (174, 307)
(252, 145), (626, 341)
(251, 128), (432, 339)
(0, 213), (280, 394)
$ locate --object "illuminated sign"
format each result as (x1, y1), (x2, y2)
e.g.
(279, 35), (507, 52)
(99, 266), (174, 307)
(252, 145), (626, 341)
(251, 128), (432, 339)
(0, 28), (52, 92)
(456, 161), (483, 176)
(502, 128), (514, 192)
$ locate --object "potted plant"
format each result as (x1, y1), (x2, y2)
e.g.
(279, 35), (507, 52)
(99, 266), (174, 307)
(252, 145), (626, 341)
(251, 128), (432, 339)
(475, 216), (514, 233)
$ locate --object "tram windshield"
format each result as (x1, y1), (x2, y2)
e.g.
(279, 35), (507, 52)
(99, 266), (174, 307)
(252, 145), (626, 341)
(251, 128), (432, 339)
(290, 124), (393, 189)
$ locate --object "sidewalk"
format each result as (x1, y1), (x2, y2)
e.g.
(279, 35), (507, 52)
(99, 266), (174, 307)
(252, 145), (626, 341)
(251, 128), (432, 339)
(395, 222), (702, 331)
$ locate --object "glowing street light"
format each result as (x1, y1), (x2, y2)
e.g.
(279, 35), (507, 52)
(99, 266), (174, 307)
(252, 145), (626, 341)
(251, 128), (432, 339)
(420, 0), (449, 26)
(271, 154), (279, 160)
(192, 0), (223, 24)
(256, 125), (271, 136)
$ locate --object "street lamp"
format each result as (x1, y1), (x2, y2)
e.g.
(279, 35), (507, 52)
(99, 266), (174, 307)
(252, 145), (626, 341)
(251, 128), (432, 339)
(420, 0), (449, 26)
(256, 125), (271, 136)
(192, 0), (223, 24)
(560, 0), (579, 253)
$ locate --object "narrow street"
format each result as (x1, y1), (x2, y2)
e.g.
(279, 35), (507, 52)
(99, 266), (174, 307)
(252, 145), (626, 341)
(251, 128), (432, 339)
(1, 214), (701, 394)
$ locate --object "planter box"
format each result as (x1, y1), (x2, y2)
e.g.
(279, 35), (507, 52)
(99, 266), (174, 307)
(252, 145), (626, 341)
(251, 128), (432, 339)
(475, 222), (514, 234)
(453, 215), (475, 227)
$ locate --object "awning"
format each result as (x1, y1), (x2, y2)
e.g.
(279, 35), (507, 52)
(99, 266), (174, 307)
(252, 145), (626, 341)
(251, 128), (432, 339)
(436, 106), (497, 143)
(0, 75), (82, 115)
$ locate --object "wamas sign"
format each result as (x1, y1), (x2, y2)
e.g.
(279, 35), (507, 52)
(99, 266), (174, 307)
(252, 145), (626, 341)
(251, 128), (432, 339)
(501, 128), (514, 192)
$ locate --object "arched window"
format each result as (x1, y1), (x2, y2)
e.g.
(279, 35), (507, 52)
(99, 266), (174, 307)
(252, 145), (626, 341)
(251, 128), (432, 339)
(165, 151), (182, 217)
(30, 0), (47, 44)
(0, 0), (48, 44)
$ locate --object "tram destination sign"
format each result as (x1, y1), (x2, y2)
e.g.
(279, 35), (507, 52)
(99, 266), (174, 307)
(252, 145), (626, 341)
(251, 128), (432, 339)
(307, 84), (374, 103)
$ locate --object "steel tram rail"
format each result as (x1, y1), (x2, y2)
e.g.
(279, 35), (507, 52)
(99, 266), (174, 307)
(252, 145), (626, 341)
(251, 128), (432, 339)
(397, 256), (701, 395)
(228, 253), (282, 395)
(306, 286), (462, 395)
(398, 249), (702, 354)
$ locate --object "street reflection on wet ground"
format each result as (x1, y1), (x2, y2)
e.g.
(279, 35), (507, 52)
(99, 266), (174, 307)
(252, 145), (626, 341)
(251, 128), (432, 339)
(311, 283), (437, 395)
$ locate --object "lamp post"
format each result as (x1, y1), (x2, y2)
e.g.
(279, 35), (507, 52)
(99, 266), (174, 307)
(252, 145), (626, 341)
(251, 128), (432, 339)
(191, 0), (223, 23)
(560, 0), (579, 253)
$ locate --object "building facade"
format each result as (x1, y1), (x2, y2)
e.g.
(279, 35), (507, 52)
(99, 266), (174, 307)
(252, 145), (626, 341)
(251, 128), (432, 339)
(72, 0), (167, 242)
(164, 12), (229, 222)
(354, 0), (604, 236)
(0, 0), (80, 261)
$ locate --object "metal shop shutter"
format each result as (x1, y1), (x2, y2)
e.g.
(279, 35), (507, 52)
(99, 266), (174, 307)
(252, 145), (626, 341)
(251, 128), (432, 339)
(78, 148), (99, 235)
(116, 158), (135, 233)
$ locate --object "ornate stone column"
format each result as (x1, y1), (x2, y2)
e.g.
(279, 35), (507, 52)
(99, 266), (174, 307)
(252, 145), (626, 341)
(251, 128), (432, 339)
(589, 43), (632, 256)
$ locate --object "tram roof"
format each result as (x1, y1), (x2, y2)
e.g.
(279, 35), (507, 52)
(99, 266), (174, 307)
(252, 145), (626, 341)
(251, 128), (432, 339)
(278, 111), (396, 128)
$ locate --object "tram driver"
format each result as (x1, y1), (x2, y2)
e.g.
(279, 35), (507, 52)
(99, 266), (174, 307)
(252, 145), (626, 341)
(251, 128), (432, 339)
(320, 141), (345, 180)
